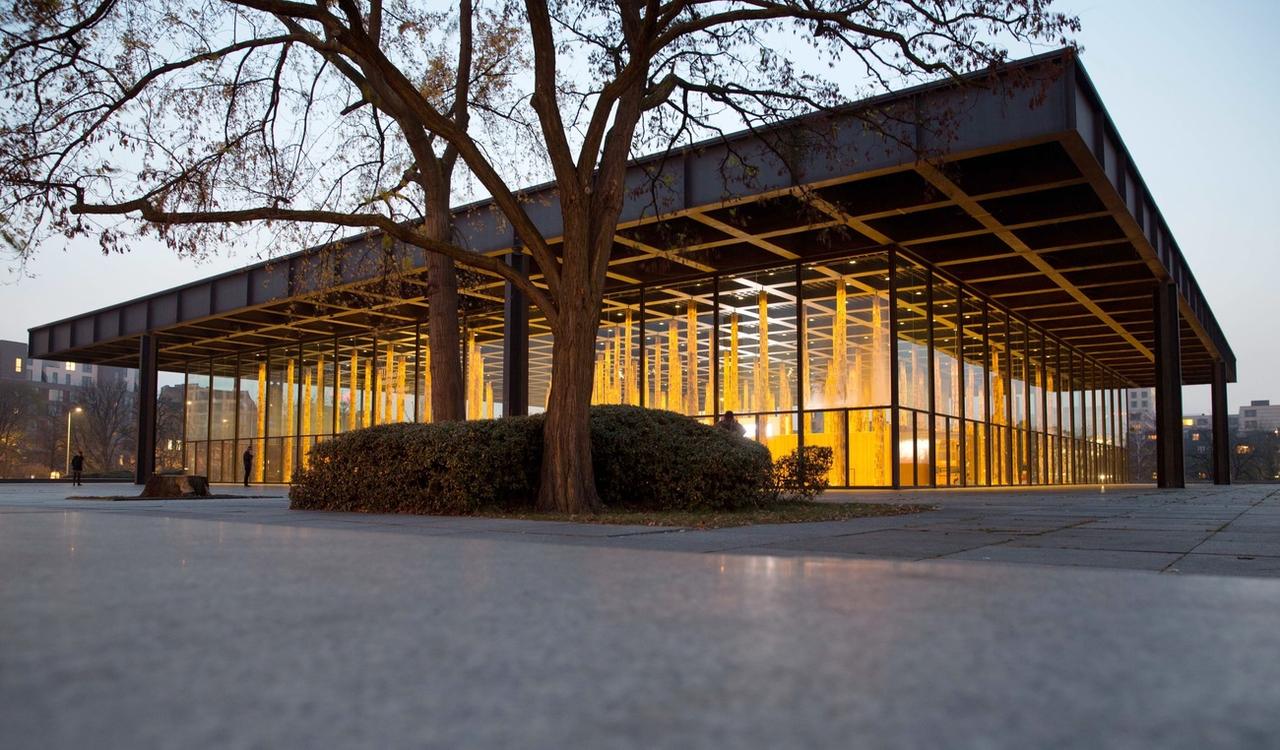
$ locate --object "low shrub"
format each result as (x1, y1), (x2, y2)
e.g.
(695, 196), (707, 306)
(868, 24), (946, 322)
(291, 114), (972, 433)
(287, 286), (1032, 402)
(771, 446), (833, 501)
(290, 417), (543, 514)
(289, 405), (774, 514)
(590, 405), (774, 511)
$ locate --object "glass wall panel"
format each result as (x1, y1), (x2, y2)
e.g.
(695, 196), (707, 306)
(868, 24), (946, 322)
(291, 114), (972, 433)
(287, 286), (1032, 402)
(298, 338), (336, 470)
(528, 322), (554, 415)
(184, 364), (210, 477)
(932, 277), (961, 417)
(1073, 352), (1086, 482)
(336, 336), (372, 432)
(465, 316), (503, 420)
(1027, 332), (1043, 484)
(898, 409), (930, 488)
(369, 328), (421, 425)
(635, 283), (709, 415)
(988, 307), (1009, 485)
(802, 254), (890, 484)
(803, 255), (891, 410)
(895, 259), (929, 413)
(894, 257), (928, 487)
(718, 266), (798, 460)
(932, 276), (961, 487)
(238, 351), (266, 484)
(156, 370), (186, 472)
(1009, 318), (1027, 485)
(803, 410), (844, 487)
(1044, 339), (1059, 483)
(208, 360), (237, 483)
(849, 408), (892, 487)
(265, 348), (298, 483)
(962, 292), (986, 485)
(936, 415), (959, 486)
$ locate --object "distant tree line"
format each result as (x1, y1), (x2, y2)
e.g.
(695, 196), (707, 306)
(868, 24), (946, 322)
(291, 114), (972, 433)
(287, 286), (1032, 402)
(0, 379), (139, 479)
(1128, 421), (1280, 484)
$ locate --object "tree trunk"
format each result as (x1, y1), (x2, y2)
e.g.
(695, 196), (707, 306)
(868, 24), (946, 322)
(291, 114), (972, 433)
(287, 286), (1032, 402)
(537, 296), (602, 514)
(424, 207), (465, 422)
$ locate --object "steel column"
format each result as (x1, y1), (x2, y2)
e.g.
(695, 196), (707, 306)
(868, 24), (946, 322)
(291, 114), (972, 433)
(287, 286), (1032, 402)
(926, 270), (937, 487)
(888, 249), (901, 489)
(956, 284), (966, 487)
(1153, 281), (1185, 488)
(502, 252), (530, 417)
(794, 263), (805, 470)
(639, 286), (648, 409)
(711, 277), (720, 419)
(135, 334), (159, 484)
(1211, 359), (1231, 485)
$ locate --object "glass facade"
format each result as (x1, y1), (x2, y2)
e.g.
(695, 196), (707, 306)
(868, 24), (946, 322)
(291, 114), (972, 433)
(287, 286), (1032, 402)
(170, 249), (1129, 486)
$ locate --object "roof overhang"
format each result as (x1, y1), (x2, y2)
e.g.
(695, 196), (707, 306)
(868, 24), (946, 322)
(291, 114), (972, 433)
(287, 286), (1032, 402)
(29, 50), (1234, 386)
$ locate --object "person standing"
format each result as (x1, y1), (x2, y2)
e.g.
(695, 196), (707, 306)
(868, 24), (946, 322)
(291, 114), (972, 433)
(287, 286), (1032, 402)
(70, 450), (85, 487)
(715, 410), (746, 438)
(242, 446), (253, 487)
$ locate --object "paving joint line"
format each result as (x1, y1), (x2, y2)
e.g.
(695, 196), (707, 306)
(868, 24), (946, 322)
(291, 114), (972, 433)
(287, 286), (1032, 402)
(1160, 488), (1280, 574)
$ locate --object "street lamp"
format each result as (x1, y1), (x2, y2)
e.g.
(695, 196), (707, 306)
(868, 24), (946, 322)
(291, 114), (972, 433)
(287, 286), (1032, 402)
(64, 406), (83, 475)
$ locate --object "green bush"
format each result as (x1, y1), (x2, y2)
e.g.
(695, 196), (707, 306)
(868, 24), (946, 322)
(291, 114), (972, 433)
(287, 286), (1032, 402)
(771, 446), (833, 501)
(290, 417), (543, 514)
(289, 405), (774, 514)
(590, 405), (774, 511)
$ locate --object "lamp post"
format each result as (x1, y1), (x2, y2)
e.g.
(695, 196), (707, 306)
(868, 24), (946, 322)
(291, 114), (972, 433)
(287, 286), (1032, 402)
(64, 406), (83, 476)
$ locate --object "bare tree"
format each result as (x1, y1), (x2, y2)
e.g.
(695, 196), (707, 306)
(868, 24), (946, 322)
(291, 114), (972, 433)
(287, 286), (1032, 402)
(26, 408), (64, 477)
(1232, 430), (1280, 483)
(1, 0), (1077, 512)
(0, 380), (39, 476)
(74, 376), (136, 472)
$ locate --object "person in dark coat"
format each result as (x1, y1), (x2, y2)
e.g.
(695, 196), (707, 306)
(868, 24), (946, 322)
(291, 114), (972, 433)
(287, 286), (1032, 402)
(242, 446), (253, 487)
(715, 410), (746, 438)
(70, 450), (85, 486)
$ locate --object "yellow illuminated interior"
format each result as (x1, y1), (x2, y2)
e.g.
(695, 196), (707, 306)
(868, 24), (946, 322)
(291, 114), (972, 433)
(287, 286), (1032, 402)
(179, 252), (1128, 488)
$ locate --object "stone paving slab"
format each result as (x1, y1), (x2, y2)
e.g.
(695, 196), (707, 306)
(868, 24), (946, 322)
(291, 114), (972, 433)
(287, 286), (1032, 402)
(763, 529), (1018, 560)
(1, 482), (1277, 578)
(1190, 538), (1280, 558)
(1167, 553), (1280, 577)
(946, 545), (1184, 571)
(4, 504), (1280, 750)
(1003, 529), (1210, 554)
(1081, 517), (1227, 532)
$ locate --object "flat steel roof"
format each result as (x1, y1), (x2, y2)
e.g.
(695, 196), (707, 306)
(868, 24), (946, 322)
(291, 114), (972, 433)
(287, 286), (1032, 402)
(28, 50), (1234, 386)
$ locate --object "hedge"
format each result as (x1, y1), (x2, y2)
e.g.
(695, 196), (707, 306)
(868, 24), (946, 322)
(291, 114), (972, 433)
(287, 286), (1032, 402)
(289, 405), (775, 514)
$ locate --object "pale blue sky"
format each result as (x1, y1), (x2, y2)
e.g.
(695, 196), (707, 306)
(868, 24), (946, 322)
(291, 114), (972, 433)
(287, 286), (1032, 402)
(3, 0), (1276, 413)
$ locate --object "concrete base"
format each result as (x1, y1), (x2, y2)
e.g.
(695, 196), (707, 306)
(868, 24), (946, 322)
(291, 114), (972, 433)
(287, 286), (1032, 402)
(138, 474), (211, 498)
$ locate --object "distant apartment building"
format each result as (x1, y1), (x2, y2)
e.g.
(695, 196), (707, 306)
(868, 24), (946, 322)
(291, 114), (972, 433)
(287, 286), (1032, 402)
(1, 339), (137, 411)
(1237, 400), (1280, 434)
(1126, 387), (1154, 426)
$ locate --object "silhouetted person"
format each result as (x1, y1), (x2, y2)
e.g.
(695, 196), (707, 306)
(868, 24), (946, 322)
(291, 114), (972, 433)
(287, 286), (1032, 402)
(716, 410), (745, 438)
(242, 447), (253, 487)
(70, 450), (84, 486)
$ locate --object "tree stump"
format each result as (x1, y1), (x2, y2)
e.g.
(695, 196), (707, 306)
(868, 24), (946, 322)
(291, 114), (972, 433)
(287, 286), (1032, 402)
(139, 474), (212, 498)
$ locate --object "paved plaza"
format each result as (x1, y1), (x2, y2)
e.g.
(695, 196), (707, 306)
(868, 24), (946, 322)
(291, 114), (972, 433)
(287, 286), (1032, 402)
(2, 483), (1278, 748)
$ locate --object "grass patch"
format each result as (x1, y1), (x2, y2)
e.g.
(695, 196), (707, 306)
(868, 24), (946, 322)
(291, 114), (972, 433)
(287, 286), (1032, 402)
(497, 501), (934, 529)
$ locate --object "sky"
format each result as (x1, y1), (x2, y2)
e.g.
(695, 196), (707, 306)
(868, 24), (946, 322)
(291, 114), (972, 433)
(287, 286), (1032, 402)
(2, 0), (1276, 414)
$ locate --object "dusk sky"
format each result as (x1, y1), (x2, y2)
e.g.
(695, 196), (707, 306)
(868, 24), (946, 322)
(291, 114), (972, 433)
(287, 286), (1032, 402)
(2, 0), (1276, 414)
